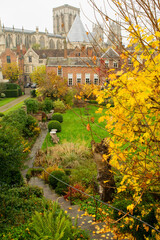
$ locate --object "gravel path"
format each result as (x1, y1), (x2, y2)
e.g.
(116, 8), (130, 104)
(0, 95), (30, 112)
(21, 129), (48, 178)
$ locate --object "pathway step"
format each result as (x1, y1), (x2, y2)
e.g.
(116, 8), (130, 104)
(29, 177), (115, 240)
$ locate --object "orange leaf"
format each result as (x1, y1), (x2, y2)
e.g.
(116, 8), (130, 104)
(87, 124), (91, 131)
(91, 117), (95, 123)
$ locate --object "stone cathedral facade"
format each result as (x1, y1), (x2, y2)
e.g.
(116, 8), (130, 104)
(53, 4), (80, 36)
(0, 4), (106, 55)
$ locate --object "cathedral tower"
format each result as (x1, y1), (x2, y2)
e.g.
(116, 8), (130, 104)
(107, 21), (122, 47)
(53, 4), (80, 36)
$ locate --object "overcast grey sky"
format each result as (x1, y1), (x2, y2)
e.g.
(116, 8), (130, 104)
(0, 0), (113, 33)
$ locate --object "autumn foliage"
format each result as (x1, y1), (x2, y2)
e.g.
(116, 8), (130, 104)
(2, 63), (20, 83)
(30, 65), (68, 99)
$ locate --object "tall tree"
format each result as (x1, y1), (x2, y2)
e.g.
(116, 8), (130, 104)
(30, 65), (68, 99)
(2, 63), (20, 83)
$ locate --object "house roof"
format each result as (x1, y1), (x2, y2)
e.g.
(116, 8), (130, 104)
(47, 57), (95, 67)
(67, 15), (89, 43)
(101, 47), (120, 59)
(2, 27), (64, 38)
(33, 49), (73, 59)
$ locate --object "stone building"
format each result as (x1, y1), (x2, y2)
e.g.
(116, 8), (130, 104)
(106, 21), (122, 47)
(53, 4), (80, 36)
(23, 48), (72, 82)
(0, 4), (107, 85)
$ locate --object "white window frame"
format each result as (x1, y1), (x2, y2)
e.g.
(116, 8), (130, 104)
(57, 67), (63, 76)
(94, 74), (99, 85)
(105, 60), (109, 68)
(85, 73), (90, 84)
(76, 73), (81, 84)
(26, 66), (29, 72)
(128, 58), (132, 65)
(113, 61), (118, 68)
(68, 73), (73, 86)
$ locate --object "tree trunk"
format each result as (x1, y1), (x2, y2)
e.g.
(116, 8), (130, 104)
(91, 139), (115, 202)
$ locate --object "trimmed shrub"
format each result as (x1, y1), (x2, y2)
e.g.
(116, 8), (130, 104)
(51, 113), (63, 123)
(24, 99), (39, 113)
(48, 170), (66, 189)
(4, 89), (19, 97)
(53, 99), (66, 113)
(0, 112), (4, 117)
(48, 170), (69, 195)
(3, 83), (22, 97)
(48, 120), (61, 132)
(5, 83), (19, 89)
(41, 165), (64, 183)
(42, 98), (53, 113)
(1, 93), (6, 98)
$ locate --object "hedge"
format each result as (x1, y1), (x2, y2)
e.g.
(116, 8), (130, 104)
(4, 89), (21, 97)
(3, 83), (22, 97)
(6, 83), (20, 90)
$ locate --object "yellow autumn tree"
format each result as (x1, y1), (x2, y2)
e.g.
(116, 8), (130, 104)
(2, 63), (20, 83)
(30, 65), (68, 99)
(83, 0), (160, 238)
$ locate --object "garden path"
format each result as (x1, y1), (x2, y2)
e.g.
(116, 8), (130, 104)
(0, 94), (30, 112)
(21, 128), (117, 240)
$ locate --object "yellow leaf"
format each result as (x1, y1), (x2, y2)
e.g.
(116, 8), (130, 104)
(155, 31), (160, 37)
(103, 180), (109, 183)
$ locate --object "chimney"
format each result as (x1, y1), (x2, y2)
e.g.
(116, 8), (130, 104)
(87, 47), (93, 57)
(22, 45), (26, 55)
(64, 40), (67, 59)
(17, 45), (20, 54)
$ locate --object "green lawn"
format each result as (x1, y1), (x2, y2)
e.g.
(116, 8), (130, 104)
(0, 98), (16, 107)
(42, 105), (109, 149)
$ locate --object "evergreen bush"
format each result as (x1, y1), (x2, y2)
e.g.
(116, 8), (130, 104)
(42, 98), (53, 113)
(24, 99), (39, 113)
(52, 113), (63, 123)
(48, 120), (61, 132)
(48, 170), (69, 195)
(53, 99), (66, 113)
